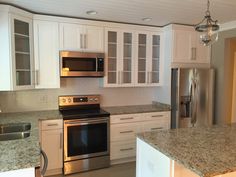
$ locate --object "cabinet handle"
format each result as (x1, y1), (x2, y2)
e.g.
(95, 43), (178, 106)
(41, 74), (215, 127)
(120, 130), (133, 134)
(84, 34), (87, 49)
(35, 70), (40, 85)
(191, 47), (197, 60)
(47, 123), (58, 126)
(120, 148), (134, 151)
(149, 71), (152, 84)
(80, 34), (83, 48)
(120, 71), (123, 84)
(60, 132), (63, 149)
(151, 115), (163, 118)
(120, 117), (134, 120)
(151, 127), (163, 130)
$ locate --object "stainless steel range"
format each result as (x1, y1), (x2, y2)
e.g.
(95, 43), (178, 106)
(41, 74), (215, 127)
(59, 95), (110, 175)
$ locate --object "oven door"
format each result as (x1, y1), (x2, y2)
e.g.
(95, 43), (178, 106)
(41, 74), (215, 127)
(64, 117), (109, 162)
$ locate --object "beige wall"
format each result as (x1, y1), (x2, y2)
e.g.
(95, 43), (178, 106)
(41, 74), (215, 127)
(0, 78), (160, 113)
(211, 28), (236, 124)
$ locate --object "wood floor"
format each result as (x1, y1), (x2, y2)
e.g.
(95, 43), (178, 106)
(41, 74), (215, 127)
(51, 162), (136, 177)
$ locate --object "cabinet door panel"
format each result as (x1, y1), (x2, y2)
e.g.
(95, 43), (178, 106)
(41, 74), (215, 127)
(41, 129), (63, 170)
(111, 140), (136, 160)
(34, 20), (60, 88)
(85, 26), (104, 52)
(173, 30), (192, 63)
(60, 23), (83, 50)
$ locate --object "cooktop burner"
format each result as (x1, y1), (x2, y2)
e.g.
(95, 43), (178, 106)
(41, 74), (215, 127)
(59, 95), (110, 120)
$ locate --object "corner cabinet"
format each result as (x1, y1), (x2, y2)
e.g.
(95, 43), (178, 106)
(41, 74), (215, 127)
(59, 23), (104, 52)
(104, 28), (163, 87)
(165, 24), (210, 66)
(33, 19), (60, 88)
(0, 12), (34, 91)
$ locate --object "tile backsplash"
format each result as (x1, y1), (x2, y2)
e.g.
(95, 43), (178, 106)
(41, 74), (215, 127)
(0, 78), (160, 113)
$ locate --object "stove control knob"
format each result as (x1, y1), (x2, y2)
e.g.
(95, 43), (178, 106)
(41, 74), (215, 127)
(62, 98), (66, 103)
(94, 98), (98, 102)
(68, 98), (72, 103)
(89, 98), (93, 102)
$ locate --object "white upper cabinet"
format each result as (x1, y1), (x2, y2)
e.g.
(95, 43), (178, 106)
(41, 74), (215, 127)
(104, 27), (163, 87)
(59, 23), (104, 52)
(104, 28), (135, 87)
(166, 25), (210, 66)
(0, 8), (34, 91)
(33, 19), (60, 89)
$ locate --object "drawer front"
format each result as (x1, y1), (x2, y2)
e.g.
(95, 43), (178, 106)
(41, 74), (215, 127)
(111, 122), (140, 142)
(110, 114), (141, 124)
(41, 119), (63, 130)
(144, 111), (170, 122)
(110, 141), (136, 160)
(142, 120), (170, 132)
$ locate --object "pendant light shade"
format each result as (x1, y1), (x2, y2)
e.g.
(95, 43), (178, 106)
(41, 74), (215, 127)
(195, 0), (220, 46)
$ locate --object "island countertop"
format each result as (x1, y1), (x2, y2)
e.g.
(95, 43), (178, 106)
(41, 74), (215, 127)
(137, 124), (236, 177)
(0, 110), (62, 173)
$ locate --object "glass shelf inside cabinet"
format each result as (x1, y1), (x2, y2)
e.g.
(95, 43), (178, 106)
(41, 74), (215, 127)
(14, 19), (31, 86)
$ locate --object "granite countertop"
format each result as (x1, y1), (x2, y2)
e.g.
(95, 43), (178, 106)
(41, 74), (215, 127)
(0, 110), (62, 172)
(103, 102), (171, 115)
(138, 124), (236, 177)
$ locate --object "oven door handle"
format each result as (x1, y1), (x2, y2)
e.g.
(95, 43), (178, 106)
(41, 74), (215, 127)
(64, 118), (109, 125)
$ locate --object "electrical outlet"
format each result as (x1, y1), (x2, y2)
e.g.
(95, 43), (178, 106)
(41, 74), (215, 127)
(39, 95), (48, 104)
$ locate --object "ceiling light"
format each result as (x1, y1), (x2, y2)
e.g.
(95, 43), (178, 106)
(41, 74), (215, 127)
(86, 10), (97, 15)
(142, 17), (152, 22)
(195, 0), (220, 46)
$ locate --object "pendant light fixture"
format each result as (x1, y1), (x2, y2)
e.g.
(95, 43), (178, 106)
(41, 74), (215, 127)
(195, 0), (220, 46)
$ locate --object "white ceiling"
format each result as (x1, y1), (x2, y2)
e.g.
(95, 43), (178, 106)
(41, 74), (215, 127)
(0, 0), (236, 26)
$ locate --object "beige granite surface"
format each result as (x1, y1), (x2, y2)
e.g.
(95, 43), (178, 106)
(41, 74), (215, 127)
(0, 110), (62, 172)
(103, 102), (171, 115)
(138, 124), (236, 177)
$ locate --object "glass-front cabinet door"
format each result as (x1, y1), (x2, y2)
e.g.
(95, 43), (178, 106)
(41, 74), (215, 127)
(121, 32), (134, 86)
(11, 15), (34, 89)
(106, 30), (119, 86)
(136, 33), (148, 86)
(150, 34), (161, 85)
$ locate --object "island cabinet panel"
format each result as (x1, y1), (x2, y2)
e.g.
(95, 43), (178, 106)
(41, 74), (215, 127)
(110, 111), (170, 164)
(136, 138), (171, 177)
(0, 168), (35, 177)
(40, 119), (63, 176)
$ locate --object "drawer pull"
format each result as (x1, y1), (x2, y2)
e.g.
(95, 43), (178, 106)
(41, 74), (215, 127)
(47, 123), (58, 126)
(151, 115), (163, 118)
(120, 148), (134, 151)
(120, 130), (133, 134)
(151, 127), (163, 130)
(120, 117), (134, 120)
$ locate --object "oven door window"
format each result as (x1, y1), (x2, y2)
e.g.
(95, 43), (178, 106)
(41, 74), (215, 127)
(67, 123), (107, 157)
(62, 57), (96, 71)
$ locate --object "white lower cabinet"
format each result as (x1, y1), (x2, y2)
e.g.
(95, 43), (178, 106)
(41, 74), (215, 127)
(40, 119), (63, 176)
(0, 168), (35, 177)
(110, 111), (170, 164)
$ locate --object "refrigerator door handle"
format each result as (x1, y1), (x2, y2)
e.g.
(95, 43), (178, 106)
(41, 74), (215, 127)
(190, 79), (198, 127)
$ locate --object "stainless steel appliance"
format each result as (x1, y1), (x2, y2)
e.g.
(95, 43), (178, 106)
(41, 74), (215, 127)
(171, 68), (215, 128)
(59, 95), (110, 175)
(60, 51), (104, 77)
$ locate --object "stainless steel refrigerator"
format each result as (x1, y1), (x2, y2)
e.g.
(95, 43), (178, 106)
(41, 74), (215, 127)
(171, 68), (215, 128)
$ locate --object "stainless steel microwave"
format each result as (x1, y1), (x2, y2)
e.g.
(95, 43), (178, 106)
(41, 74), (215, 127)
(60, 51), (105, 77)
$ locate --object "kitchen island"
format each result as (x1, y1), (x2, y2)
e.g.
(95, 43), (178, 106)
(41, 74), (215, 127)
(137, 125), (236, 177)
